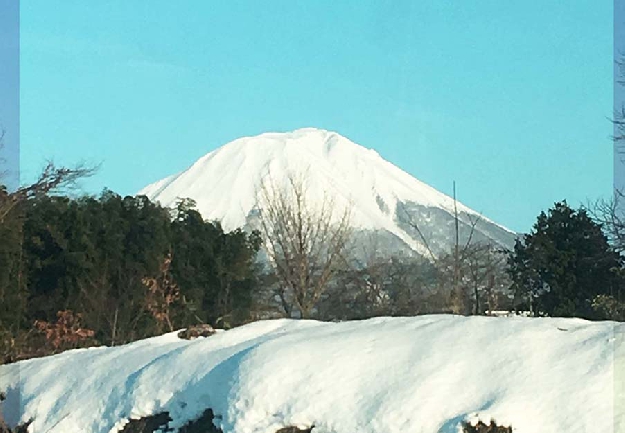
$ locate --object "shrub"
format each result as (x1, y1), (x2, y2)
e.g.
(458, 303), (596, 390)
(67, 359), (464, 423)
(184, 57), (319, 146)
(178, 408), (222, 433)
(118, 412), (173, 433)
(117, 408), (222, 433)
(33, 310), (96, 352)
(275, 426), (315, 433)
(462, 419), (512, 433)
(177, 324), (216, 340)
(591, 294), (625, 321)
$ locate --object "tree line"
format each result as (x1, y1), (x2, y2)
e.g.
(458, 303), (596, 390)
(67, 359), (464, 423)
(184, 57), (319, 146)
(0, 180), (261, 361)
(1, 163), (624, 363)
(256, 173), (625, 323)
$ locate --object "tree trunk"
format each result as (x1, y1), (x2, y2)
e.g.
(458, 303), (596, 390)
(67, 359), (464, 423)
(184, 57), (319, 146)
(473, 282), (479, 315)
(111, 307), (118, 346)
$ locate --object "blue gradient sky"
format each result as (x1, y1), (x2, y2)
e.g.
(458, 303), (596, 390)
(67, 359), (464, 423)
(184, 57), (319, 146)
(19, 1), (612, 233)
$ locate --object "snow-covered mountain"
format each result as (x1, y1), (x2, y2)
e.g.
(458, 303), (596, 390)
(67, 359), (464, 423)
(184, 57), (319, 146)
(1, 316), (622, 433)
(138, 128), (516, 258)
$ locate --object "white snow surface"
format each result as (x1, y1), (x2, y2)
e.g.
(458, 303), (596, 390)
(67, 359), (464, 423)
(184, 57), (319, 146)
(138, 128), (514, 255)
(1, 315), (623, 433)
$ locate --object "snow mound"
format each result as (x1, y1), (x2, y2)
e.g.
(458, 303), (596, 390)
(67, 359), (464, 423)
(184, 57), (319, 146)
(1, 315), (623, 433)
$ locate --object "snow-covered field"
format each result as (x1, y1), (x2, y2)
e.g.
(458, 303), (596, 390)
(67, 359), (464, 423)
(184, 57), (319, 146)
(1, 315), (623, 433)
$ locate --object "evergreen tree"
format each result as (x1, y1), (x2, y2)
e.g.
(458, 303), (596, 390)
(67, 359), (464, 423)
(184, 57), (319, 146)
(170, 199), (261, 327)
(507, 201), (621, 318)
(0, 185), (27, 333)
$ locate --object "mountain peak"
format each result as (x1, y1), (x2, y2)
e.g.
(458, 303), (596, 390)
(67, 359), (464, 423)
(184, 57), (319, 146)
(138, 129), (516, 257)
(221, 128), (374, 163)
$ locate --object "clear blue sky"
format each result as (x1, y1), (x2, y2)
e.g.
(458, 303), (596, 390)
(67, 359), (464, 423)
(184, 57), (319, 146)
(19, 1), (612, 233)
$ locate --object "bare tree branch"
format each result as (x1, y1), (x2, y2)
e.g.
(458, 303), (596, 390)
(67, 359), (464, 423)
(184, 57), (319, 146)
(0, 129), (7, 180)
(460, 213), (481, 257)
(397, 202), (437, 262)
(0, 160), (97, 223)
(589, 190), (625, 253)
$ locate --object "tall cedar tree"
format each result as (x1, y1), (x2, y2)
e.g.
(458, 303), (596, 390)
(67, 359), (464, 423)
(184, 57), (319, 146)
(170, 198), (261, 328)
(507, 201), (621, 318)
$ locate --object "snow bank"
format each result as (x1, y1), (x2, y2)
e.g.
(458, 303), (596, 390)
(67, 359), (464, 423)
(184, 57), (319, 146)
(0, 315), (623, 433)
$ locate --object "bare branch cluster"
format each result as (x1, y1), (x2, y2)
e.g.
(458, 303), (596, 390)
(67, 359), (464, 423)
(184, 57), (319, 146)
(589, 190), (625, 252)
(0, 161), (97, 223)
(399, 194), (510, 315)
(256, 171), (352, 318)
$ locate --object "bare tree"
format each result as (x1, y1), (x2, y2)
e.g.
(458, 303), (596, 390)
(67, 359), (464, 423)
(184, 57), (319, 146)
(581, 56), (625, 318)
(589, 193), (625, 309)
(463, 243), (509, 315)
(589, 57), (625, 252)
(0, 160), (96, 223)
(398, 181), (513, 315)
(256, 171), (352, 318)
(590, 192), (625, 253)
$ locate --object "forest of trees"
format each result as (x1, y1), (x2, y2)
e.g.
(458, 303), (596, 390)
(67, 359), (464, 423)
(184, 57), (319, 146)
(1, 164), (624, 364)
(0, 185), (261, 362)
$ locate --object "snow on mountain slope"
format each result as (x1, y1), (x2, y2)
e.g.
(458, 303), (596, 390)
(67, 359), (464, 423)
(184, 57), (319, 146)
(138, 128), (516, 256)
(1, 316), (623, 433)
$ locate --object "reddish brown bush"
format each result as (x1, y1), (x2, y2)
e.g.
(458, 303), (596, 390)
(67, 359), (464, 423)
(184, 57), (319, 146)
(33, 310), (95, 352)
(143, 253), (180, 333)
